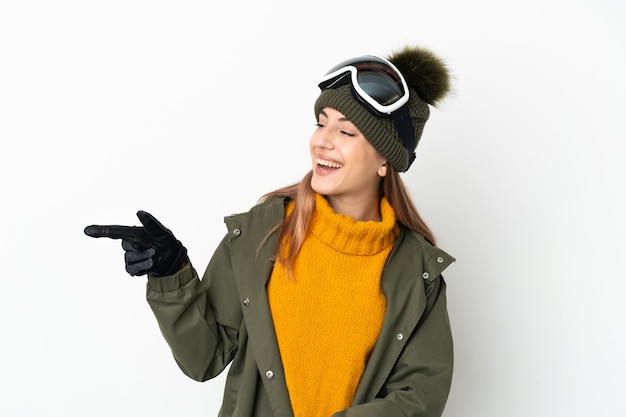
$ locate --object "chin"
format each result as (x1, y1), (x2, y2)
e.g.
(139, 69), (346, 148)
(310, 176), (334, 196)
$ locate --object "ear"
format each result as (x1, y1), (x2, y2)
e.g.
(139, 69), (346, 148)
(378, 162), (388, 177)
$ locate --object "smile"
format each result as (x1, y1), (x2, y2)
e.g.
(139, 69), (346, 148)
(316, 158), (343, 169)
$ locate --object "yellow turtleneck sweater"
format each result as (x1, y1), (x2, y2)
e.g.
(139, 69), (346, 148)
(267, 193), (399, 417)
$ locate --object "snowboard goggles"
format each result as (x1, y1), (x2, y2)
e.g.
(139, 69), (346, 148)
(318, 55), (410, 115)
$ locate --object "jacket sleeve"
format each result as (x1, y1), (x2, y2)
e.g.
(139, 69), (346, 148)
(333, 275), (453, 417)
(145, 235), (242, 382)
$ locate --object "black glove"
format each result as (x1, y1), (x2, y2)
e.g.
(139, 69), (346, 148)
(84, 210), (188, 277)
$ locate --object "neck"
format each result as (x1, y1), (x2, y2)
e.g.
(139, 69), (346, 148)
(325, 194), (382, 222)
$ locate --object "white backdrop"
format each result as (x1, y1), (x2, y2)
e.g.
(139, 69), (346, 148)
(1, 1), (625, 416)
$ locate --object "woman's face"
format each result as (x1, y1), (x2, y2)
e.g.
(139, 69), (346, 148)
(310, 107), (387, 209)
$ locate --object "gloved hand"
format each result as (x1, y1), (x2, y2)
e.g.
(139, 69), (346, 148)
(84, 210), (188, 277)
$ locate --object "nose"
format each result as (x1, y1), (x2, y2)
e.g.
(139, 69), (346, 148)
(311, 126), (334, 150)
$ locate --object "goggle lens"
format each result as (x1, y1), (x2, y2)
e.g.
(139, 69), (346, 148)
(357, 72), (404, 106)
(318, 56), (409, 115)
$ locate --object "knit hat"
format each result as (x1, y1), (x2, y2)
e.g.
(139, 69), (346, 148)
(314, 46), (450, 172)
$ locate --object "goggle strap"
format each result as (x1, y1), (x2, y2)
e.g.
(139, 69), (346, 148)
(391, 106), (417, 171)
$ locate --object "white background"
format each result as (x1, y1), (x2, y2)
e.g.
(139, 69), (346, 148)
(1, 1), (625, 416)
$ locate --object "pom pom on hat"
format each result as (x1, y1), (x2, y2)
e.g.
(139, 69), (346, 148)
(387, 45), (450, 106)
(314, 45), (450, 172)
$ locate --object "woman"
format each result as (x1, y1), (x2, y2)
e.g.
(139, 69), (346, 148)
(85, 45), (455, 417)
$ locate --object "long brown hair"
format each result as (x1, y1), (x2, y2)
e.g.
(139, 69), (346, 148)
(259, 166), (436, 275)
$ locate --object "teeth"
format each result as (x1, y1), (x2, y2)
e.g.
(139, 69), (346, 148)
(316, 158), (343, 168)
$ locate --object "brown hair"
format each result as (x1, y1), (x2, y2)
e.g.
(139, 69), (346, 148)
(259, 167), (435, 275)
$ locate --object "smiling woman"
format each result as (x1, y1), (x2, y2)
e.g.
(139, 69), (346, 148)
(84, 45), (456, 417)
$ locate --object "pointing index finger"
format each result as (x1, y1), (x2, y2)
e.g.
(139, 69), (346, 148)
(84, 225), (142, 240)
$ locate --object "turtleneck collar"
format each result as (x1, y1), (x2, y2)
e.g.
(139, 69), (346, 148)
(309, 193), (399, 256)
